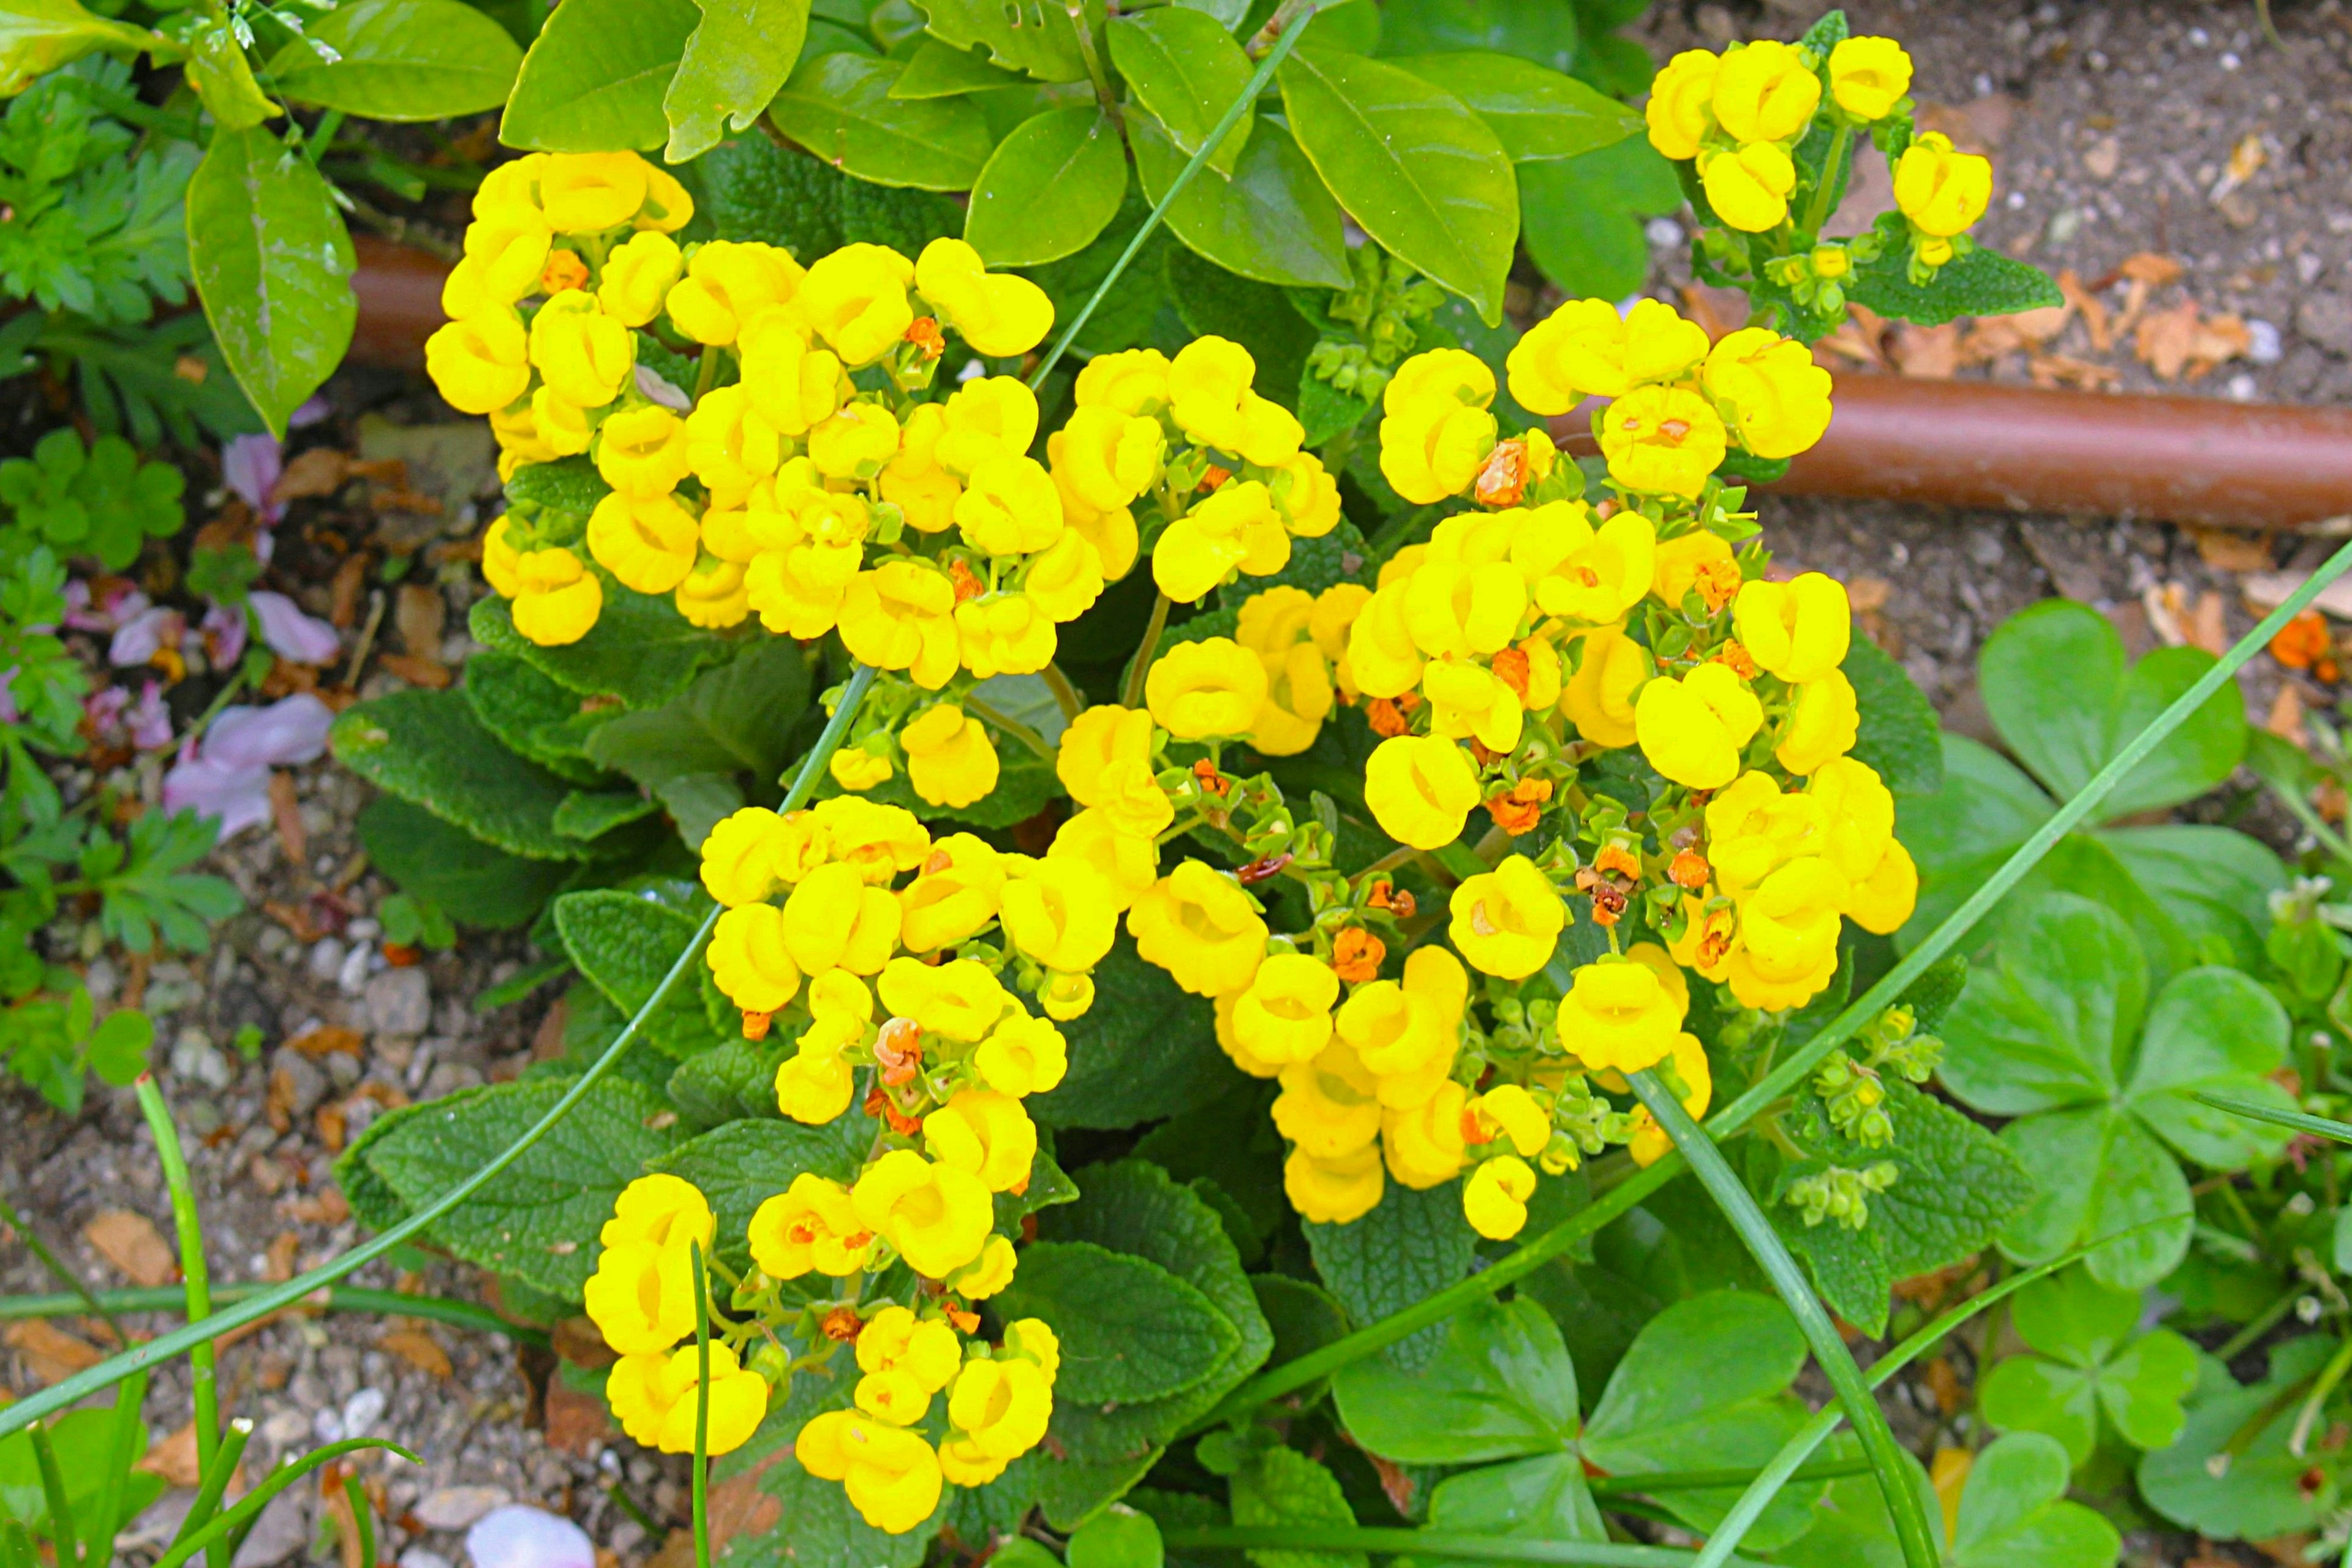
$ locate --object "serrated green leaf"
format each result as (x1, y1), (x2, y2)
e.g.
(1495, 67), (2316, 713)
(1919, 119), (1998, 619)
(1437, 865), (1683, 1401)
(914, 0), (1101, 83)
(965, 105), (1127, 266)
(333, 688), (590, 860)
(665, 0), (811, 162)
(499, 0), (696, 151)
(1107, 9), (1252, 175)
(1027, 935), (1243, 1128)
(1231, 1447), (1361, 1568)
(668, 1036), (791, 1127)
(1131, 114), (1351, 290)
(554, 788), (660, 839)
(1330, 1297), (1578, 1463)
(584, 638), (813, 790)
(771, 52), (993, 190)
(1385, 51), (1638, 162)
(995, 1240), (1243, 1404)
(469, 585), (720, 710)
(1844, 631), (1941, 796)
(647, 1115), (865, 1270)
(1303, 1177), (1475, 1373)
(1847, 244), (2064, 330)
(357, 794), (576, 929)
(266, 0), (523, 120)
(464, 650), (609, 786)
(507, 454), (612, 516)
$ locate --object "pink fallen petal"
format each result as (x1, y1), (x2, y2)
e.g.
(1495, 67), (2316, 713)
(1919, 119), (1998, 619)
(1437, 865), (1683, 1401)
(222, 433), (284, 525)
(288, 394), (333, 429)
(466, 1506), (594, 1568)
(0, 669), (17, 725)
(202, 601), (248, 667)
(203, 693), (334, 771)
(249, 591), (339, 665)
(127, 681), (173, 750)
(160, 753), (271, 837)
(109, 606), (180, 666)
(67, 581), (146, 633)
(635, 363), (692, 410)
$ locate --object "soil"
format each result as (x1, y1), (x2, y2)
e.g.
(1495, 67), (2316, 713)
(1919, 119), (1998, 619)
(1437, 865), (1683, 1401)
(11, 4), (2352, 1567)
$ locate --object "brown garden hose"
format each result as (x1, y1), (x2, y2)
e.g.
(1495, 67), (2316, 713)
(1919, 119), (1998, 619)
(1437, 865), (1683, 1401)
(344, 241), (2352, 530)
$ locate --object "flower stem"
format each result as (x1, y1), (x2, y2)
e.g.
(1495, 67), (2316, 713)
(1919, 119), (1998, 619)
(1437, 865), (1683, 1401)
(691, 1240), (712, 1568)
(1041, 663), (1085, 722)
(135, 1074), (222, 1565)
(962, 696), (1056, 763)
(1800, 122), (1854, 239)
(1121, 592), (1172, 709)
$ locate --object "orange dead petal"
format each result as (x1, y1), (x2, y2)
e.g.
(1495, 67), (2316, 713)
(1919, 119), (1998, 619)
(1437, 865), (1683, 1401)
(1332, 927), (1385, 983)
(948, 559), (987, 603)
(1589, 885), (1627, 925)
(1486, 793), (1542, 836)
(1366, 699), (1410, 738)
(1714, 640), (1758, 679)
(1192, 757), (1230, 796)
(2272, 609), (2331, 671)
(1595, 843), (1640, 881)
(742, 1010), (774, 1041)
(1491, 647), (1531, 700)
(1460, 1109), (1495, 1145)
(1669, 849), (1711, 890)
(540, 251), (589, 294)
(1395, 690), (1422, 714)
(821, 1307), (864, 1342)
(1200, 466), (1231, 491)
(1694, 559), (1744, 613)
(945, 1306), (981, 1334)
(1469, 739), (1506, 766)
(905, 316), (945, 359)
(1472, 439), (1529, 508)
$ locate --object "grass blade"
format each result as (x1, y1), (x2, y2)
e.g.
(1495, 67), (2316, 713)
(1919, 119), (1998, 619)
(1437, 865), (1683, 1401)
(30, 1423), (78, 1567)
(0, 1283), (553, 1346)
(165, 1419), (254, 1561)
(0, 1194), (124, 1346)
(691, 1240), (712, 1568)
(1161, 1527), (1770, 1568)
(152, 1441), (418, 1568)
(87, 1368), (150, 1568)
(1584, 1457), (1870, 1496)
(136, 1072), (222, 1565)
(342, 1474), (377, 1568)
(2195, 1091), (2352, 1144)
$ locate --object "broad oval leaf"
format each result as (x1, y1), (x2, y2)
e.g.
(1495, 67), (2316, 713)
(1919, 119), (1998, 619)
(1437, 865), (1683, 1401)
(266, 0), (524, 120)
(915, 0), (1101, 83)
(996, 1240), (1241, 1404)
(1375, 0), (1577, 71)
(1951, 1432), (2121, 1568)
(1518, 137), (1684, 301)
(1996, 1103), (2193, 1290)
(1330, 1297), (1578, 1463)
(331, 689), (590, 861)
(357, 795), (574, 930)
(891, 37), (1025, 97)
(771, 51), (994, 190)
(663, 0), (812, 162)
(0, 0), (162, 94)
(1130, 113), (1350, 290)
(500, 0), (698, 151)
(964, 105), (1128, 266)
(1106, 8), (1252, 174)
(2138, 1340), (2337, 1541)
(187, 127), (356, 437)
(2122, 965), (2294, 1169)
(1277, 47), (1516, 320)
(1939, 892), (2149, 1117)
(1386, 50), (1638, 163)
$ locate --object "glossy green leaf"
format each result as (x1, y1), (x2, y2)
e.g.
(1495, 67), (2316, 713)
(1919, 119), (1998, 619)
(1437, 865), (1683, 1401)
(1404, 1454), (1606, 1565)
(1517, 137), (1679, 301)
(891, 37), (1025, 96)
(1130, 113), (1349, 289)
(187, 20), (276, 129)
(914, 0), (1101, 83)
(1949, 1433), (2121, 1568)
(500, 0), (697, 151)
(1938, 894), (2147, 1116)
(1997, 1104), (2192, 1290)
(1330, 1297), (1578, 1463)
(1385, 51), (1637, 162)
(187, 127), (356, 438)
(332, 689), (590, 861)
(663, 0), (812, 161)
(1278, 48), (1515, 320)
(2098, 823), (2284, 971)
(770, 51), (993, 189)
(964, 105), (1126, 265)
(266, 0), (524, 119)
(1107, 9), (1252, 174)
(0, 0), (160, 94)
(1376, 0), (1577, 71)
(2122, 965), (2293, 1169)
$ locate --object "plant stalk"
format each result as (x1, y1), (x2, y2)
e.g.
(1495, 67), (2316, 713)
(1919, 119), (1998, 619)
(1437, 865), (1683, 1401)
(0, 1283), (552, 1346)
(136, 1073), (221, 1545)
(1163, 1527), (1765, 1568)
(1121, 593), (1173, 709)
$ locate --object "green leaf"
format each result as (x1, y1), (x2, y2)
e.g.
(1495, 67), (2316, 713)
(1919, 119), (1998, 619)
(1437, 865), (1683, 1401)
(2122, 965), (2293, 1169)
(1165, 246), (1313, 405)
(508, 453), (612, 515)
(664, 0), (811, 162)
(187, 127), (356, 437)
(584, 639), (813, 790)
(1107, 9), (1253, 175)
(355, 1077), (687, 1300)
(715, 1378), (943, 1568)
(1997, 1104), (2192, 1291)
(1938, 893), (2149, 1116)
(0, 1401), (161, 1542)
(1978, 1266), (2200, 1463)
(85, 1007), (153, 1087)
(333, 689), (592, 861)
(1374, 0), (1577, 70)
(2098, 823), (2285, 973)
(1978, 599), (2247, 820)
(770, 51), (993, 189)
(647, 1116), (863, 1270)
(1844, 631), (1942, 796)
(187, 20), (276, 129)
(1516, 137), (1678, 301)
(1302, 1177), (1476, 1373)
(891, 37), (1026, 96)
(1229, 1447), (1362, 1568)
(553, 888), (698, 1010)
(500, 0), (696, 151)
(1385, 51), (1637, 163)
(668, 1037), (788, 1126)
(356, 794), (575, 930)
(266, 0), (524, 120)
(995, 1240), (1243, 1404)
(1278, 48), (1515, 321)
(554, 788), (659, 839)
(1847, 243), (2064, 330)
(2138, 1338), (2339, 1540)
(1330, 1297), (1577, 1463)
(1027, 935), (1243, 1128)
(1950, 1433), (2121, 1568)
(0, 0), (159, 94)
(914, 0), (1101, 83)
(1762, 1441), (1940, 1568)
(464, 650), (609, 786)
(1130, 114), (1350, 290)
(964, 105), (1127, 266)
(469, 585), (720, 710)
(1406, 1455), (1604, 1566)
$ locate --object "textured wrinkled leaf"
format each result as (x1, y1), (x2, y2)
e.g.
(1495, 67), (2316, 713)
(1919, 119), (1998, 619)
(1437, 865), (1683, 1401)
(1231, 1447), (1362, 1568)
(266, 0), (522, 119)
(1386, 51), (1637, 162)
(187, 127), (356, 437)
(553, 889), (700, 1013)
(500, 0), (697, 151)
(1847, 243), (2064, 329)
(771, 51), (993, 189)
(1844, 631), (1942, 796)
(1131, 114), (1351, 290)
(464, 650), (608, 785)
(1330, 1297), (1577, 1463)
(333, 688), (590, 861)
(664, 0), (810, 161)
(995, 1240), (1242, 1404)
(965, 105), (1127, 266)
(585, 639), (813, 790)
(356, 795), (574, 929)
(1027, 936), (1242, 1128)
(648, 1117), (864, 1270)
(914, 0), (1102, 83)
(1278, 48), (1515, 320)
(553, 788), (658, 839)
(668, 1037), (790, 1128)
(470, 586), (720, 710)
(1302, 1177), (1476, 1372)
(1107, 9), (1252, 174)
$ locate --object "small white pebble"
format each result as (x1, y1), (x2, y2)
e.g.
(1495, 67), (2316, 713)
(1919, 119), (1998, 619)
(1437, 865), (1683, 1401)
(1643, 217), (1684, 248)
(2247, 318), (2283, 363)
(2227, 372), (2259, 401)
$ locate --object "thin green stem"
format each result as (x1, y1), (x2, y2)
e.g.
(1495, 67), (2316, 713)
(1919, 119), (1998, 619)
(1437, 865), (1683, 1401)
(962, 696), (1056, 763)
(0, 1193), (124, 1344)
(1041, 663), (1085, 722)
(2198, 1091), (2352, 1145)
(1585, 1457), (1869, 1496)
(1800, 122), (1853, 237)
(1627, 1069), (1937, 1568)
(137, 1073), (220, 1548)
(692, 1240), (713, 1568)
(166, 1419), (253, 1562)
(0, 665), (882, 1441)
(341, 1476), (377, 1568)
(2259, 768), (2352, 864)
(2291, 1333), (2352, 1456)
(0, 1283), (552, 1346)
(30, 1424), (77, 1567)
(89, 1368), (150, 1568)
(151, 1441), (418, 1568)
(2217, 1284), (2307, 1363)
(1162, 1527), (1766, 1568)
(1121, 592), (1173, 709)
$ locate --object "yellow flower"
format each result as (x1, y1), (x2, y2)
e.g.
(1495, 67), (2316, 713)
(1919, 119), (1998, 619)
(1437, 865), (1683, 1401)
(1702, 140), (1798, 232)
(858, 1368), (935, 1428)
(924, 1089), (1038, 1193)
(1272, 451), (1343, 538)
(708, 903), (802, 1012)
(1128, 860), (1268, 997)
(425, 311), (531, 415)
(481, 518), (526, 597)
(1001, 858), (1118, 973)
(1344, 579), (1424, 699)
(783, 861), (903, 975)
(490, 403), (559, 476)
(1734, 572), (1850, 684)
(739, 309), (848, 434)
(443, 215), (548, 319)
(582, 1239), (696, 1355)
(1233, 952), (1341, 1069)
(880, 402), (961, 533)
(954, 593), (1056, 680)
(1463, 1155), (1536, 1240)
(839, 561), (960, 689)
(1651, 529), (1737, 607)
(1383, 1080), (1469, 1188)
(1893, 132), (1992, 237)
(1145, 636), (1268, 738)
(776, 1035), (858, 1123)
(858, 1306), (963, 1397)
(1039, 970), (1095, 1022)
(540, 152), (649, 233)
(1469, 1084), (1550, 1157)
(699, 807), (801, 907)
(676, 557), (752, 629)
(603, 1173), (715, 1255)
(1423, 658), (1522, 754)
(1506, 296), (1711, 413)
(975, 1012), (1069, 1098)
(1846, 837), (1918, 936)
(529, 290), (633, 408)
(810, 402), (903, 483)
(1635, 660), (1762, 788)
(944, 1235), (1019, 1300)
(1711, 39), (1820, 143)
(666, 240), (805, 347)
(1058, 404), (1165, 510)
(1377, 349), (1499, 505)
(684, 386), (787, 499)
(594, 405), (693, 499)
(1776, 669), (1860, 775)
(793, 1409), (942, 1535)
(1021, 529), (1106, 622)
(584, 490), (697, 594)
(834, 744), (892, 792)
(1702, 328), (1834, 459)
(814, 796), (931, 881)
(606, 1342), (769, 1457)
(522, 385), (590, 458)
(794, 243), (914, 366)
(937, 376), (1040, 478)
(1057, 705), (1155, 806)
(1645, 48), (1721, 159)
(1251, 638), (1335, 757)
(1556, 625), (1645, 748)
(1405, 551), (1525, 660)
(1449, 855), (1567, 980)
(1337, 958), (1458, 1082)
(1600, 383), (1727, 497)
(1285, 1142), (1385, 1224)
(1724, 856), (1849, 1011)
(1705, 771), (1826, 897)
(876, 956), (1010, 1041)
(598, 230), (682, 327)
(897, 831), (1006, 953)
(914, 237), (1055, 357)
(472, 153), (549, 227)
(1167, 336), (1302, 465)
(1363, 734), (1482, 850)
(1273, 1039), (1381, 1158)
(1076, 347), (1172, 416)
(1828, 36), (1911, 121)
(639, 164), (694, 232)
(1514, 505), (1656, 624)
(1558, 958), (1684, 1073)
(1623, 1030), (1713, 1166)
(748, 1174), (875, 1278)
(1047, 808), (1159, 911)
(509, 547), (603, 647)
(1806, 756), (1894, 883)
(853, 1149), (995, 1278)
(744, 545), (850, 639)
(894, 703), (997, 809)
(947, 1352), (1054, 1460)
(1155, 480), (1291, 603)
(956, 454), (1065, 559)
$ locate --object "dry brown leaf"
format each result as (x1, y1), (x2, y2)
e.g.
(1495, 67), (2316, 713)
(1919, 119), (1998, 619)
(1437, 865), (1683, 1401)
(2119, 251), (2184, 287)
(394, 584), (446, 657)
(2267, 684), (2307, 745)
(85, 1209), (178, 1288)
(1846, 576), (1891, 614)
(553, 1315), (617, 1370)
(315, 1103), (348, 1153)
(376, 652), (453, 690)
(2135, 299), (2203, 380)
(6, 1321), (103, 1384)
(543, 1383), (611, 1457)
(328, 554), (369, 630)
(272, 448), (352, 507)
(380, 1327), (453, 1379)
(531, 998), (570, 1062)
(2187, 525), (2274, 572)
(2056, 268), (2114, 351)
(2212, 131), (2269, 203)
(269, 769), (305, 868)
(1923, 1357), (1964, 1415)
(648, 1530), (701, 1568)
(2026, 353), (2122, 391)
(1890, 323), (1961, 379)
(1677, 282), (1749, 341)
(2190, 590), (2229, 655)
(138, 1422), (204, 1487)
(1915, 96), (2015, 153)
(263, 1231), (301, 1283)
(288, 1186), (350, 1225)
(290, 1026), (364, 1058)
